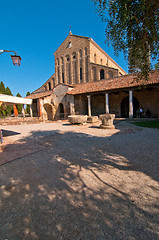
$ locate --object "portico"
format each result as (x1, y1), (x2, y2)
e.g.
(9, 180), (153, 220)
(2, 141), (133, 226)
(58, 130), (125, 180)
(0, 94), (33, 117)
(68, 70), (159, 118)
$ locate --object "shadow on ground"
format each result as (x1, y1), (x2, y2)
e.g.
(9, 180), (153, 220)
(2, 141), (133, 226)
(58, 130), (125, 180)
(1, 129), (20, 137)
(0, 126), (159, 239)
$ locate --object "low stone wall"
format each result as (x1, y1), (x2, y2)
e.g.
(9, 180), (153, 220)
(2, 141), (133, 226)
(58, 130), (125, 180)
(0, 117), (41, 125)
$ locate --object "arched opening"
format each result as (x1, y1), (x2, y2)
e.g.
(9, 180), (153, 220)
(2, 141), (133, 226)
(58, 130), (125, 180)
(100, 69), (105, 79)
(59, 103), (64, 119)
(72, 52), (76, 59)
(43, 103), (53, 120)
(91, 94), (105, 116)
(121, 96), (139, 118)
(48, 82), (51, 90)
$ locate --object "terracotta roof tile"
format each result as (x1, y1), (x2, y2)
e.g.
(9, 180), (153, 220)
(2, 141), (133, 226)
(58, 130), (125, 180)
(68, 70), (159, 95)
(26, 91), (52, 99)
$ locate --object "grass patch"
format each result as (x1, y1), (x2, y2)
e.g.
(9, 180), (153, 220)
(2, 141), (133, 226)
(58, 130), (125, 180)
(133, 120), (159, 129)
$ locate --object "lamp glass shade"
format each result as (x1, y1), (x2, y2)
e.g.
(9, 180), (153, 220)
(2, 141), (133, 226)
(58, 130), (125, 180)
(11, 55), (21, 66)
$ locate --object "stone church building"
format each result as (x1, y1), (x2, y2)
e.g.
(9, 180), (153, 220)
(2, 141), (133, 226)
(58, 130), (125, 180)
(27, 32), (159, 120)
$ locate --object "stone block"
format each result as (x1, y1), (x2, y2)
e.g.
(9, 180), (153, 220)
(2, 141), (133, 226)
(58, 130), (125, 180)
(87, 116), (98, 123)
(68, 115), (87, 124)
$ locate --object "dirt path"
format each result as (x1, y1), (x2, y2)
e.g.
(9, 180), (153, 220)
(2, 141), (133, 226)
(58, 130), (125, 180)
(0, 121), (159, 239)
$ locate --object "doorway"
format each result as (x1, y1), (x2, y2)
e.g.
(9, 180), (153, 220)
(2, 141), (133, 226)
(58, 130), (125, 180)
(59, 103), (64, 119)
(121, 96), (139, 117)
(43, 103), (53, 120)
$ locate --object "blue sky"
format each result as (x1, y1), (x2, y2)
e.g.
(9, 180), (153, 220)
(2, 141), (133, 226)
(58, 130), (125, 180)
(0, 0), (128, 97)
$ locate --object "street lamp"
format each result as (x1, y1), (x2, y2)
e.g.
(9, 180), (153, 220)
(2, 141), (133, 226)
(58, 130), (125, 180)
(0, 49), (21, 66)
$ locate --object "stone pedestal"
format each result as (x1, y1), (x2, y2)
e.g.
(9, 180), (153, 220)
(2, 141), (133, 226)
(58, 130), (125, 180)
(99, 114), (115, 129)
(68, 115), (87, 124)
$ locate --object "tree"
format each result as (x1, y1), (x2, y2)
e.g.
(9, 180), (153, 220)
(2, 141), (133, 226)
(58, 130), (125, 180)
(16, 93), (22, 114)
(5, 87), (13, 96)
(93, 0), (159, 80)
(5, 87), (13, 115)
(26, 91), (31, 114)
(0, 81), (5, 94)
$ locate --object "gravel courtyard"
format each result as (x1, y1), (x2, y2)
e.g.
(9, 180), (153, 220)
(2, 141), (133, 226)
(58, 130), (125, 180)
(0, 120), (159, 240)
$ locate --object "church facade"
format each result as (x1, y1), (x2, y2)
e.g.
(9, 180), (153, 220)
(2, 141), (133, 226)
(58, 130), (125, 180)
(27, 32), (159, 120)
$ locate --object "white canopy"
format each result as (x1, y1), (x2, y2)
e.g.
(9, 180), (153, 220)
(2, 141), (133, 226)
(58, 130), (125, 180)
(0, 94), (32, 105)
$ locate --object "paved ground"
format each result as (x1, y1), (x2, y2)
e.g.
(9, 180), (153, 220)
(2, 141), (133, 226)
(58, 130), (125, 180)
(0, 120), (159, 240)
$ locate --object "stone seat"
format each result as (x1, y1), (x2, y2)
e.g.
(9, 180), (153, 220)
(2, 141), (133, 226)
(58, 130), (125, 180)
(68, 115), (88, 124)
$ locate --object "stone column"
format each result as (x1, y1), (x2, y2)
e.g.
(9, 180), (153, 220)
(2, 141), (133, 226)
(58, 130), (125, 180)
(87, 95), (91, 116)
(97, 70), (100, 81)
(129, 90), (133, 118)
(30, 105), (33, 117)
(22, 105), (25, 117)
(105, 93), (109, 114)
(70, 96), (75, 115)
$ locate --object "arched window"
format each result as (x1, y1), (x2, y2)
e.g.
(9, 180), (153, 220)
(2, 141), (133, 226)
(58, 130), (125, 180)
(100, 69), (105, 79)
(108, 70), (113, 78)
(79, 49), (82, 58)
(61, 57), (64, 83)
(101, 59), (103, 65)
(66, 55), (70, 61)
(80, 68), (82, 81)
(72, 52), (76, 60)
(94, 54), (96, 63)
(48, 82), (51, 90)
(44, 85), (47, 91)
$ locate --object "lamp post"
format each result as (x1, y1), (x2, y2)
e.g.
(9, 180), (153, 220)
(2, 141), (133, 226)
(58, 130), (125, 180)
(0, 49), (21, 66)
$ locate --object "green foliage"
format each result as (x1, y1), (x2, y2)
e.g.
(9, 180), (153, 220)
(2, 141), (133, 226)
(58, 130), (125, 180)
(93, 0), (159, 80)
(16, 93), (22, 114)
(26, 91), (31, 96)
(0, 81), (5, 94)
(26, 91), (31, 114)
(5, 87), (13, 96)
(154, 61), (159, 69)
(0, 82), (13, 117)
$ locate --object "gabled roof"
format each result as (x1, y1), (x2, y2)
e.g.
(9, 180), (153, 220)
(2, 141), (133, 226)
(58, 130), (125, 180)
(89, 38), (127, 75)
(26, 91), (52, 100)
(54, 33), (90, 54)
(54, 32), (127, 75)
(68, 70), (159, 95)
(32, 73), (55, 94)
